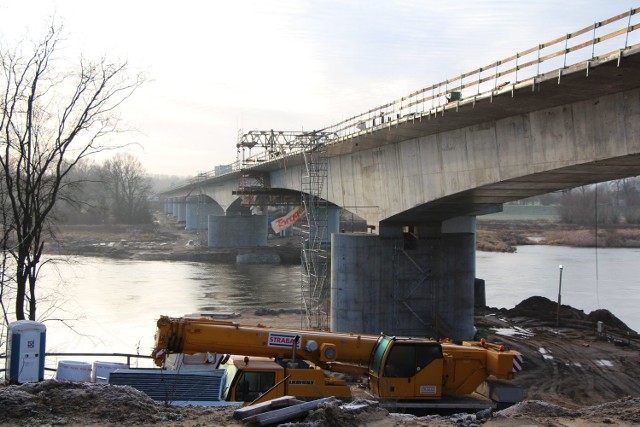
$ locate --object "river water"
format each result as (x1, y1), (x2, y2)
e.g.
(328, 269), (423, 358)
(476, 245), (640, 332)
(36, 259), (303, 364)
(32, 245), (639, 362)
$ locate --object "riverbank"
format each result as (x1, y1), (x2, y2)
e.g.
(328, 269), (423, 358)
(46, 215), (640, 263)
(47, 219), (303, 264)
(477, 219), (640, 252)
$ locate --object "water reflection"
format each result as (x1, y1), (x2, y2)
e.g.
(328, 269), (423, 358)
(37, 258), (302, 356)
(191, 263), (303, 312)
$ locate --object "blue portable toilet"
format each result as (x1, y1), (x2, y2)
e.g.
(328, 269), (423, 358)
(6, 320), (46, 384)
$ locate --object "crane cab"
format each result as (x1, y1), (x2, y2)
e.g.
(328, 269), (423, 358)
(223, 356), (285, 403)
(368, 337), (445, 400)
(222, 355), (352, 405)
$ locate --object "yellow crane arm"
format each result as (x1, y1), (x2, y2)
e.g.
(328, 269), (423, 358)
(153, 315), (380, 368)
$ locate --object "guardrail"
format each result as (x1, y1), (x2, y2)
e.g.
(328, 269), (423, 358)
(183, 8), (640, 184)
(324, 7), (639, 141)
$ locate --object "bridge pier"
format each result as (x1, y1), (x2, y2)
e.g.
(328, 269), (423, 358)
(169, 197), (183, 221)
(331, 216), (476, 341)
(176, 196), (187, 223)
(207, 214), (268, 248)
(185, 195), (224, 231)
(310, 206), (342, 243)
(185, 195), (200, 230)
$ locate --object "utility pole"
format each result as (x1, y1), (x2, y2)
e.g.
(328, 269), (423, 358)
(556, 265), (564, 327)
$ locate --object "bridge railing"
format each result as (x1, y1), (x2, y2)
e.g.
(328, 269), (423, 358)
(323, 7), (640, 143)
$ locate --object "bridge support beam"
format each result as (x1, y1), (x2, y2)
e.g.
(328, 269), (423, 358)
(207, 215), (268, 248)
(331, 216), (476, 341)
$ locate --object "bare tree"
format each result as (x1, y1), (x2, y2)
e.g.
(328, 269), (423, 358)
(102, 152), (152, 224)
(0, 176), (16, 326)
(0, 26), (145, 321)
(558, 185), (620, 225)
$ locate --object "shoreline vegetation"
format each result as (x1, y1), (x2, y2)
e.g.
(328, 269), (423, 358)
(477, 219), (640, 253)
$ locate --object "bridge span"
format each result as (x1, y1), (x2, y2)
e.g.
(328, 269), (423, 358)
(160, 9), (640, 341)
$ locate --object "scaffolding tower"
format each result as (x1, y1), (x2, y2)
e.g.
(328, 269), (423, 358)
(236, 129), (334, 330)
(300, 140), (329, 330)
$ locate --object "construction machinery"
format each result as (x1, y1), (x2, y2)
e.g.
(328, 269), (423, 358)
(152, 315), (523, 406)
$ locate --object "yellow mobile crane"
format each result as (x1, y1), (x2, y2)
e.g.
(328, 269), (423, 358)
(152, 316), (522, 406)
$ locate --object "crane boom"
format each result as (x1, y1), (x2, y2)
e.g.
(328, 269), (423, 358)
(154, 315), (380, 369)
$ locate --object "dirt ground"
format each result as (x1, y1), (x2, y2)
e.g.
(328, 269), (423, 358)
(5, 215), (633, 426)
(1, 382), (639, 427)
(478, 297), (640, 408)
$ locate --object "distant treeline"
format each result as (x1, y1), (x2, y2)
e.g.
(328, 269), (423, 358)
(514, 177), (640, 225)
(55, 153), (185, 225)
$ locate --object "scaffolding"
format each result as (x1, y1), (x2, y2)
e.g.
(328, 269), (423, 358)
(236, 129), (335, 330)
(300, 140), (329, 330)
(235, 130), (272, 207)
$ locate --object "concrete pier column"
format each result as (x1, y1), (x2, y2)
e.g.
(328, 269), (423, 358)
(208, 215), (268, 248)
(199, 201), (224, 230)
(327, 206), (341, 241)
(440, 216), (476, 341)
(331, 233), (392, 334)
(176, 197), (187, 223)
(185, 195), (199, 230)
(318, 206), (342, 243)
(185, 195), (224, 231)
(309, 206), (341, 243)
(172, 198), (180, 218)
(331, 216), (476, 342)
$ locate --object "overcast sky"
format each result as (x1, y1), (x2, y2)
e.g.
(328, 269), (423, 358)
(0, 1), (637, 176)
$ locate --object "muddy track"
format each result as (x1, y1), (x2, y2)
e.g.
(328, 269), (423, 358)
(491, 326), (640, 408)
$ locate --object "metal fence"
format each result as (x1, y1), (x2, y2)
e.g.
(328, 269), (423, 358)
(0, 352), (154, 378)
